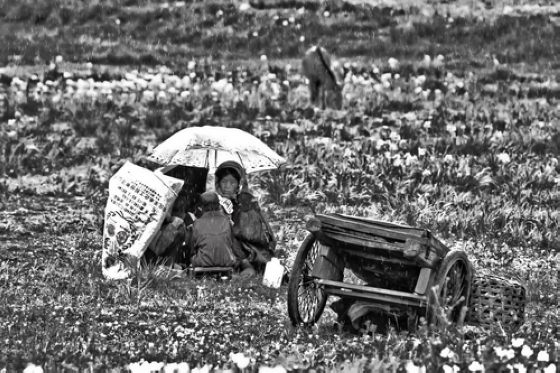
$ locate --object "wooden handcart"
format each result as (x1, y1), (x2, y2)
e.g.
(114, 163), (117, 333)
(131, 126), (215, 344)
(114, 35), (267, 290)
(287, 213), (474, 330)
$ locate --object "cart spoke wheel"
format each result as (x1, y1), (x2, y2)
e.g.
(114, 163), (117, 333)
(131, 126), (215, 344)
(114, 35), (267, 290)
(429, 250), (473, 327)
(287, 233), (328, 326)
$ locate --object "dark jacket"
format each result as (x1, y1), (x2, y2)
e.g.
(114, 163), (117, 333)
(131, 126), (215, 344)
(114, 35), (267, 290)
(190, 210), (236, 268)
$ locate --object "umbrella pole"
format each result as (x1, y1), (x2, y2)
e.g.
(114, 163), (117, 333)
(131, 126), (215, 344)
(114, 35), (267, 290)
(205, 149), (217, 193)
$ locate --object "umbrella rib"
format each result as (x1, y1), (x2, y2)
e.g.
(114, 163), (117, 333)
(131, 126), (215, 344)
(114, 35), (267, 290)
(237, 155), (246, 171)
(187, 144), (283, 161)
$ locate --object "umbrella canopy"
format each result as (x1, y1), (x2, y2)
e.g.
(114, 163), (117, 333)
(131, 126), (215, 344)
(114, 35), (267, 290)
(147, 126), (286, 174)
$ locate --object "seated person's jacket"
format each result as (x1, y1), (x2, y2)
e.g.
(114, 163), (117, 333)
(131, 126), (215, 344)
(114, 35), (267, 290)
(231, 191), (276, 252)
(190, 210), (236, 268)
(172, 190), (200, 225)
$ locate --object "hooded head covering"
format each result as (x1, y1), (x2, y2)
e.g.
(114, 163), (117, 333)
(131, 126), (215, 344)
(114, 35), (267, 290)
(214, 161), (248, 198)
(200, 191), (219, 204)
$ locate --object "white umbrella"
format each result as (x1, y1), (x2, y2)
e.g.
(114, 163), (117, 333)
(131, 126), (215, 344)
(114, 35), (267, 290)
(147, 126), (287, 174)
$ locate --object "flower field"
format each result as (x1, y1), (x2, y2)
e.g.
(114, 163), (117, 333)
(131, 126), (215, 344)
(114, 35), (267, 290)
(0, 0), (559, 372)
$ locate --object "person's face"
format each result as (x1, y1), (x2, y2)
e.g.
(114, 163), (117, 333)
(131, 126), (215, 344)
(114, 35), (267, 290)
(219, 174), (239, 196)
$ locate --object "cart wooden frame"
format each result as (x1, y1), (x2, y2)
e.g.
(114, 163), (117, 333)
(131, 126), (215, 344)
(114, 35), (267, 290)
(287, 213), (474, 329)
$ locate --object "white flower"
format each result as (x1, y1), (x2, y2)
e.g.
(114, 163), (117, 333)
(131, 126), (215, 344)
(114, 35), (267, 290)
(405, 154), (418, 166)
(468, 361), (484, 372)
(164, 363), (179, 373)
(491, 131), (504, 142)
(23, 363), (44, 373)
(442, 365), (460, 373)
(513, 363), (527, 373)
(259, 365), (287, 373)
(422, 169), (431, 177)
(192, 365), (211, 373)
(389, 131), (401, 142)
(55, 55), (64, 63)
(418, 147), (427, 157)
(440, 347), (455, 359)
(494, 346), (515, 360)
(157, 91), (167, 101)
(127, 362), (142, 372)
(299, 36), (305, 42)
(512, 338), (525, 348)
(405, 361), (426, 373)
(116, 18), (121, 25)
(444, 154), (454, 163)
(324, 11), (330, 17)
(521, 345), (533, 358)
(388, 57), (399, 70)
(260, 55), (267, 61)
(231, 352), (251, 369)
(537, 350), (550, 362)
(497, 152), (511, 164)
(149, 362), (164, 371)
(544, 363), (556, 373)
(239, 2), (251, 11)
(177, 362), (190, 373)
(423, 120), (431, 129)
(143, 89), (155, 100)
(282, 20), (288, 26)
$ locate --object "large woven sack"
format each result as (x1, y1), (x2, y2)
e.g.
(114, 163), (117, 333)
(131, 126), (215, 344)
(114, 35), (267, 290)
(466, 274), (527, 333)
(102, 162), (183, 279)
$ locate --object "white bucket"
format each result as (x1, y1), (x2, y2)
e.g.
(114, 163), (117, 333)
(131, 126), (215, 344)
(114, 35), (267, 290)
(262, 258), (284, 289)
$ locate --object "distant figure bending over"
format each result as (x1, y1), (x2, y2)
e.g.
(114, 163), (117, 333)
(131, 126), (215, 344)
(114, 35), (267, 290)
(301, 46), (345, 110)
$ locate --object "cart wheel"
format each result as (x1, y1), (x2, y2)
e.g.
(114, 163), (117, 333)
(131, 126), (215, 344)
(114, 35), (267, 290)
(287, 233), (328, 326)
(428, 250), (473, 326)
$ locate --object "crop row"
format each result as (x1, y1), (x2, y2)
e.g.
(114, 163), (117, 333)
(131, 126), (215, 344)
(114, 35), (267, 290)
(1, 61), (558, 252)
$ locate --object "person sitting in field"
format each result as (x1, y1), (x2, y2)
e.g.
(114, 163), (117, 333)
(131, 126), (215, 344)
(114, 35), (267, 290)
(189, 192), (237, 268)
(143, 166), (207, 268)
(214, 161), (277, 276)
